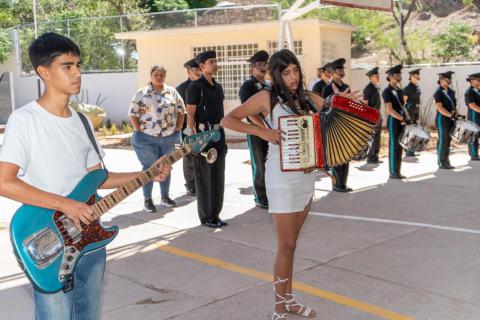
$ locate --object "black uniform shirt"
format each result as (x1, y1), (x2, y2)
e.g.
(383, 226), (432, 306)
(403, 82), (421, 108)
(186, 75), (225, 124)
(176, 79), (191, 103)
(322, 80), (349, 99)
(382, 85), (405, 116)
(239, 76), (271, 103)
(433, 87), (456, 113)
(465, 86), (480, 109)
(312, 79), (329, 97)
(363, 82), (381, 110)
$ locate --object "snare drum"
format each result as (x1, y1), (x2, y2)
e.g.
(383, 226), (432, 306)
(450, 119), (480, 144)
(398, 124), (430, 152)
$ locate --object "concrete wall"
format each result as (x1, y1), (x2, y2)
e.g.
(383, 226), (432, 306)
(349, 64), (480, 127)
(10, 72), (138, 124)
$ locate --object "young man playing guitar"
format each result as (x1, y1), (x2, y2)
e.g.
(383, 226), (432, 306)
(0, 33), (171, 319)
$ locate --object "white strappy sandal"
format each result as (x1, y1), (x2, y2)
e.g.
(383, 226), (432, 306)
(272, 277), (289, 320)
(285, 293), (316, 318)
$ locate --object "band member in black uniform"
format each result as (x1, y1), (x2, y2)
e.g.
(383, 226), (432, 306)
(176, 58), (202, 196)
(312, 62), (332, 96)
(322, 58), (352, 192)
(185, 50), (228, 228)
(403, 68), (422, 156)
(239, 50), (271, 209)
(434, 71), (457, 170)
(465, 73), (480, 161)
(363, 67), (383, 164)
(383, 64), (409, 179)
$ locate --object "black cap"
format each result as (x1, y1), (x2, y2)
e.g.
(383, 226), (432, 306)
(409, 68), (421, 75)
(331, 58), (346, 70)
(467, 72), (480, 81)
(321, 62), (333, 72)
(438, 71), (454, 79)
(386, 64), (403, 75)
(183, 58), (199, 69)
(247, 50), (269, 63)
(366, 67), (379, 77)
(195, 50), (216, 64)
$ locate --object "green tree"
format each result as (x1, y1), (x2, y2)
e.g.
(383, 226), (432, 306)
(0, 29), (12, 64)
(433, 23), (473, 62)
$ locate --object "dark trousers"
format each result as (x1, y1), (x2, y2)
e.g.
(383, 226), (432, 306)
(194, 138), (227, 223)
(183, 153), (195, 190)
(332, 163), (349, 188)
(436, 113), (454, 166)
(388, 116), (403, 175)
(405, 105), (419, 156)
(367, 123), (382, 162)
(468, 108), (480, 159)
(247, 134), (268, 205)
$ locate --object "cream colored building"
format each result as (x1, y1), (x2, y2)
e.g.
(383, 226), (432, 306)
(116, 18), (354, 129)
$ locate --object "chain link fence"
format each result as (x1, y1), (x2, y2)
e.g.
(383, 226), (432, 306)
(13, 4), (281, 74)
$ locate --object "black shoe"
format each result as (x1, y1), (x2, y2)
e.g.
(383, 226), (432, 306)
(161, 196), (176, 207)
(471, 157), (480, 161)
(202, 219), (221, 228)
(255, 202), (269, 209)
(389, 173), (406, 179)
(332, 186), (352, 193)
(143, 198), (157, 213)
(215, 218), (228, 226)
(406, 152), (417, 157)
(367, 159), (382, 164)
(439, 164), (454, 169)
(186, 188), (196, 196)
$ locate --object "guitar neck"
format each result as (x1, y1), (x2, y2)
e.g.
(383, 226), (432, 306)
(91, 144), (192, 217)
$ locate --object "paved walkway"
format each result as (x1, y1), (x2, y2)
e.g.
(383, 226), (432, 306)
(0, 145), (479, 320)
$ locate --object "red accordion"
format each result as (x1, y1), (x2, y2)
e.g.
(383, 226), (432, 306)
(278, 95), (380, 172)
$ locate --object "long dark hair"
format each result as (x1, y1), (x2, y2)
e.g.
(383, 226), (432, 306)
(268, 49), (309, 116)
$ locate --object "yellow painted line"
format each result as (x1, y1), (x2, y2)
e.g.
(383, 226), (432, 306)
(156, 243), (414, 320)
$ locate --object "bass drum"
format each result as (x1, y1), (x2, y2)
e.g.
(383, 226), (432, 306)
(450, 119), (480, 144)
(398, 124), (430, 152)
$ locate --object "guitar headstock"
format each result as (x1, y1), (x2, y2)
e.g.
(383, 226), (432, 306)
(183, 129), (221, 153)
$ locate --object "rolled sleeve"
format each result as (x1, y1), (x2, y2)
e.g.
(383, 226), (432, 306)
(186, 83), (200, 106)
(173, 89), (186, 114)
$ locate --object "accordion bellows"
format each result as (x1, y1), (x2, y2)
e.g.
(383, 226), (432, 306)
(278, 96), (380, 171)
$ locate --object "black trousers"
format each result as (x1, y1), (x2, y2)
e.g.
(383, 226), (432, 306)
(467, 108), (480, 159)
(183, 153), (195, 190)
(182, 133), (196, 190)
(194, 137), (227, 223)
(367, 122), (382, 162)
(247, 134), (268, 204)
(436, 113), (453, 166)
(405, 105), (419, 156)
(332, 163), (349, 188)
(388, 116), (403, 175)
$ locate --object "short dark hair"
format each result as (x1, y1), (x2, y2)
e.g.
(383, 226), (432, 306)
(28, 32), (80, 73)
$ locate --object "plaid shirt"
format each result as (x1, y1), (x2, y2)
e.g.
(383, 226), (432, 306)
(129, 83), (185, 137)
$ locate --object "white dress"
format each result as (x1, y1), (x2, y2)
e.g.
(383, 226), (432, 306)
(264, 103), (316, 214)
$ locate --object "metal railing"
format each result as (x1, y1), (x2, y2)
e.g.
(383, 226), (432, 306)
(12, 4), (282, 74)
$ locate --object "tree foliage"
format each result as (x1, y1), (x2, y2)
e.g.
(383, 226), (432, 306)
(433, 22), (474, 62)
(0, 29), (12, 64)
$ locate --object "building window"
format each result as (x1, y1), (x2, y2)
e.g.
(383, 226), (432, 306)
(267, 40), (303, 56)
(321, 40), (337, 66)
(193, 44), (259, 100)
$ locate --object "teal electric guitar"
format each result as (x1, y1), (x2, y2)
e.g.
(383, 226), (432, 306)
(9, 130), (220, 294)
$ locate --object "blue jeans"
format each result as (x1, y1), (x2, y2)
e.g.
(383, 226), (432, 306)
(34, 248), (106, 320)
(131, 130), (180, 199)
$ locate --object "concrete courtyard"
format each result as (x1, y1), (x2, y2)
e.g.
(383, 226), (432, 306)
(0, 143), (479, 320)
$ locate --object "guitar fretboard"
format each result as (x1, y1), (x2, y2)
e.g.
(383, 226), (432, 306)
(91, 144), (191, 218)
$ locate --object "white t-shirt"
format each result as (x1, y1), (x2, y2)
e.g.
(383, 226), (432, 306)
(0, 101), (105, 196)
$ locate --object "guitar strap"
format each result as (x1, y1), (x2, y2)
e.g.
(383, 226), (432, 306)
(77, 112), (108, 171)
